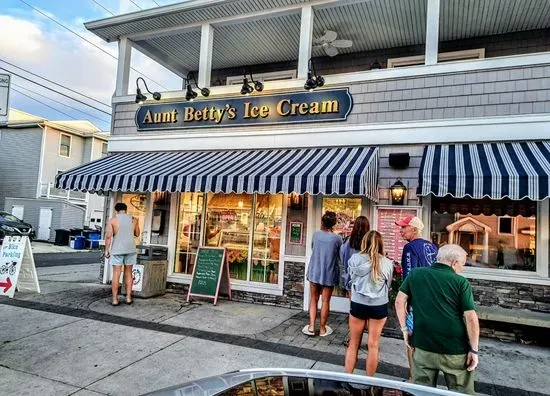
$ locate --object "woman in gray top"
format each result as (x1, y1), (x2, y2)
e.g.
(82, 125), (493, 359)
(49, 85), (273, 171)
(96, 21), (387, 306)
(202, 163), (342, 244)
(345, 230), (393, 377)
(302, 211), (342, 337)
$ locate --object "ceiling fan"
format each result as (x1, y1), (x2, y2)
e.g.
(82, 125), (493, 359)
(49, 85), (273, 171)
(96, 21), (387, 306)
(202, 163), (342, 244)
(313, 30), (353, 57)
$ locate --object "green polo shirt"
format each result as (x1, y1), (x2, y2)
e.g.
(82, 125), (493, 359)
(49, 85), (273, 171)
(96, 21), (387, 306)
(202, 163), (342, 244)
(399, 263), (476, 355)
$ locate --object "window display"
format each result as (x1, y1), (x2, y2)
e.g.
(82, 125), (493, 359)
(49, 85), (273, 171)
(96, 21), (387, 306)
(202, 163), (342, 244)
(431, 197), (537, 271)
(251, 194), (283, 284)
(207, 193), (253, 280)
(175, 193), (204, 274)
(322, 198), (362, 237)
(121, 193), (147, 245)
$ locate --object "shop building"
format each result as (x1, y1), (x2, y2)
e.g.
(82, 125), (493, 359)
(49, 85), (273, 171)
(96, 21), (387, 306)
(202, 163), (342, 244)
(58, 0), (549, 319)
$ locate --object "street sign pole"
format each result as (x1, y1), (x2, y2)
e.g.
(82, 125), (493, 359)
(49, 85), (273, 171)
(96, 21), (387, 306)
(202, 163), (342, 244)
(0, 73), (10, 125)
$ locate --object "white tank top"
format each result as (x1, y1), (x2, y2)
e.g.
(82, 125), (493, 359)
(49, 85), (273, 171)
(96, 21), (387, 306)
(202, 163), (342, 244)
(111, 214), (136, 255)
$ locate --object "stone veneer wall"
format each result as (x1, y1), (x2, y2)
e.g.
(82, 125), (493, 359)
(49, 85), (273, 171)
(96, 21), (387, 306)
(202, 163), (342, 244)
(167, 260), (305, 309)
(470, 279), (550, 313)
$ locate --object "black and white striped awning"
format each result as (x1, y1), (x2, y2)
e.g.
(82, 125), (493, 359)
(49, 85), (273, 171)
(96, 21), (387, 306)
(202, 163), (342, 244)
(57, 147), (379, 199)
(417, 142), (550, 201)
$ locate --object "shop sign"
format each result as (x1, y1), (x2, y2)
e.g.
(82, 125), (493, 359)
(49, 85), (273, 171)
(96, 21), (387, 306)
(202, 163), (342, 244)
(374, 206), (421, 263)
(0, 236), (40, 298)
(135, 88), (353, 131)
(187, 246), (232, 305)
(0, 73), (10, 125)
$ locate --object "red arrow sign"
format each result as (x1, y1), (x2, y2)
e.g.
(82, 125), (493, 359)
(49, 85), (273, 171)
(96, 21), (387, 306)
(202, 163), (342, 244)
(0, 277), (13, 293)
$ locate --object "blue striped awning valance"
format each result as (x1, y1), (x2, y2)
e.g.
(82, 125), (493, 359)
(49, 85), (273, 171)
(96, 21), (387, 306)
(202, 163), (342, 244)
(417, 142), (550, 201)
(57, 147), (379, 199)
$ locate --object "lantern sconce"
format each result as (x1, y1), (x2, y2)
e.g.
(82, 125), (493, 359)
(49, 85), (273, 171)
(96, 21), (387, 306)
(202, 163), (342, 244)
(390, 178), (407, 206)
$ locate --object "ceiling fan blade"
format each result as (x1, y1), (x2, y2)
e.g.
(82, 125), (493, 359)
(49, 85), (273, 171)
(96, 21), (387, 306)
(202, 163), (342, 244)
(324, 45), (339, 57)
(319, 29), (338, 43)
(331, 39), (353, 48)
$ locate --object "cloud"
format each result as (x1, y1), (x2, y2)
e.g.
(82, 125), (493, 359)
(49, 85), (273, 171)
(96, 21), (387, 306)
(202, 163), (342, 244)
(0, 15), (50, 62)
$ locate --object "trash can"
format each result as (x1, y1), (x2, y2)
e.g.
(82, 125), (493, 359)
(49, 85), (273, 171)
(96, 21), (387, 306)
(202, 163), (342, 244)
(54, 229), (70, 246)
(123, 245), (168, 298)
(73, 236), (86, 250)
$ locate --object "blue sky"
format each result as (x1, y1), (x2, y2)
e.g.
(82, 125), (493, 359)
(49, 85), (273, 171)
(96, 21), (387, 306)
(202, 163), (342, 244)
(1, 0), (184, 130)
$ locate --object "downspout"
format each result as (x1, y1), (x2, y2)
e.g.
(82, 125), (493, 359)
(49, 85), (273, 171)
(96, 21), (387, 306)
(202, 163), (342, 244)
(36, 123), (47, 199)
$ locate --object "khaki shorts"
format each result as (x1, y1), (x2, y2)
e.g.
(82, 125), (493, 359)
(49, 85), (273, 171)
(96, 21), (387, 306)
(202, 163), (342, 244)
(412, 347), (475, 395)
(110, 253), (137, 266)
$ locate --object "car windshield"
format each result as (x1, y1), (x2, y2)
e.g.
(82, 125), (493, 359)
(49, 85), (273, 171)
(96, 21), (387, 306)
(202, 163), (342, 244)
(0, 212), (21, 222)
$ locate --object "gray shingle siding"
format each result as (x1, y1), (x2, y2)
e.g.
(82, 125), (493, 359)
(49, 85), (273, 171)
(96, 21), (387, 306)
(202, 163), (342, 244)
(0, 127), (43, 205)
(112, 64), (550, 137)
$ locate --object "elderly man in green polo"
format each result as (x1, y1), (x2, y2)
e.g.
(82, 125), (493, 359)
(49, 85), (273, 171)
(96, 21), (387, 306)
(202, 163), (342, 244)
(395, 244), (479, 395)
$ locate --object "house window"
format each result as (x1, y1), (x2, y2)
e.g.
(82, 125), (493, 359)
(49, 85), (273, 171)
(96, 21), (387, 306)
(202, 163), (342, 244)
(101, 142), (108, 157)
(498, 217), (514, 235)
(430, 197), (537, 272)
(59, 134), (71, 157)
(225, 70), (297, 85)
(387, 48), (485, 68)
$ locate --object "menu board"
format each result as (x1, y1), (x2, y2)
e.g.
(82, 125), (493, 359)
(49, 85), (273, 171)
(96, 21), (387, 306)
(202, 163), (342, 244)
(375, 207), (421, 263)
(187, 247), (231, 305)
(289, 221), (303, 245)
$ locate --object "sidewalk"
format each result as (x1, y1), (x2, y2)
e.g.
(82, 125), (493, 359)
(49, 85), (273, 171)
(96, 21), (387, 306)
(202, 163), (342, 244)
(31, 241), (92, 254)
(3, 263), (550, 395)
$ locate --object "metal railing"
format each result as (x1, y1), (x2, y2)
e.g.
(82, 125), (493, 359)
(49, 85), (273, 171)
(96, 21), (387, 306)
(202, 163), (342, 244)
(40, 183), (87, 203)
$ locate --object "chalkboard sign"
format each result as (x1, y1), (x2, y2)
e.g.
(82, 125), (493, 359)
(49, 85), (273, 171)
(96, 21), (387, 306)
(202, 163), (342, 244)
(289, 221), (303, 245)
(187, 247), (231, 305)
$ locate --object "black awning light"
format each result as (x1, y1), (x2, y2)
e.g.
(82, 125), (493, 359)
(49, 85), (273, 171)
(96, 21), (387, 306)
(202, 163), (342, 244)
(135, 77), (161, 103)
(304, 58), (324, 91)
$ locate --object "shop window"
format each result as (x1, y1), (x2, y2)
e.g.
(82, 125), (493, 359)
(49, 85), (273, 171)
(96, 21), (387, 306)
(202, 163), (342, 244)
(149, 192), (171, 245)
(101, 142), (108, 157)
(175, 193), (204, 274)
(59, 133), (71, 157)
(206, 193), (253, 281)
(251, 194), (283, 284)
(322, 198), (362, 238)
(121, 193), (147, 245)
(431, 197), (537, 272)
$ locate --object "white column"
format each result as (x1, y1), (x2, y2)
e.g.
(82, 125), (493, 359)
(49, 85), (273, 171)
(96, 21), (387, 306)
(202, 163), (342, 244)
(448, 230), (454, 244)
(115, 37), (132, 96)
(297, 5), (314, 80)
(198, 24), (214, 88)
(482, 231), (489, 264)
(425, 0), (440, 65)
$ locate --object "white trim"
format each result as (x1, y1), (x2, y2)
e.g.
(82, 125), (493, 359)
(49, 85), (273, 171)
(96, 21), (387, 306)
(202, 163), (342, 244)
(388, 48), (486, 68)
(36, 124), (47, 198)
(166, 274), (284, 295)
(58, 132), (72, 158)
(198, 24), (214, 88)
(112, 52), (550, 104)
(167, 192), (179, 275)
(284, 255), (306, 263)
(462, 268), (550, 286)
(226, 70), (297, 85)
(109, 114), (550, 152)
(115, 37), (132, 96)
(424, 0), (440, 65)
(297, 5), (313, 80)
(537, 199), (549, 278)
(303, 193), (315, 311)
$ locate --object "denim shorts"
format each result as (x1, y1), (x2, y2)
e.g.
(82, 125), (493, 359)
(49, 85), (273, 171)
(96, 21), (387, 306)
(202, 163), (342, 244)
(350, 301), (388, 320)
(110, 253), (137, 266)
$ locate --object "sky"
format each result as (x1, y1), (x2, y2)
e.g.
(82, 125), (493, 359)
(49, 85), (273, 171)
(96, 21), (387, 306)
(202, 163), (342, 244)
(1, 0), (185, 130)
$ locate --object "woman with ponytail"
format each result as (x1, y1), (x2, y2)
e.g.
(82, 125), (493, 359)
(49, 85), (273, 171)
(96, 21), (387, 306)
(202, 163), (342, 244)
(345, 230), (394, 376)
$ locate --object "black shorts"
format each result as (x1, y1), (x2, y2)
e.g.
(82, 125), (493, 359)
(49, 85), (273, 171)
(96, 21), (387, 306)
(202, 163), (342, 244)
(350, 301), (388, 320)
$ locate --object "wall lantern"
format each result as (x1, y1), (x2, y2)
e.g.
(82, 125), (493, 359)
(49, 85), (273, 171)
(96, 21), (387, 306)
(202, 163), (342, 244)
(240, 68), (264, 95)
(184, 72), (210, 101)
(390, 178), (407, 205)
(135, 77), (161, 104)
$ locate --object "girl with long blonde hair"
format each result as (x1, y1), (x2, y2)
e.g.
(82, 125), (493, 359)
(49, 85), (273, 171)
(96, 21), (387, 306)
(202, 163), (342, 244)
(345, 230), (394, 376)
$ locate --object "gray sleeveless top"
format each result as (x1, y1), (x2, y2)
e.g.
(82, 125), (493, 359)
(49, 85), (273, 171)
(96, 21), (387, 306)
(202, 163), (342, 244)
(111, 214), (136, 255)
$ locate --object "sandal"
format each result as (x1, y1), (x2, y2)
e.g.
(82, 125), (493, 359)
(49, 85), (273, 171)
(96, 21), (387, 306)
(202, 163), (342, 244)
(301, 325), (315, 336)
(125, 299), (133, 305)
(319, 325), (333, 337)
(111, 300), (119, 306)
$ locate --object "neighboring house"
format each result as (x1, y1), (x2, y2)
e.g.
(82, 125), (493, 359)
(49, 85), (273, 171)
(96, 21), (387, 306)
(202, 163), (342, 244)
(0, 109), (108, 241)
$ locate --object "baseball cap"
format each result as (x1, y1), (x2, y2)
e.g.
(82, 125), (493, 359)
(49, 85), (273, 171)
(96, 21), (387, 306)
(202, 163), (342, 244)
(395, 216), (424, 230)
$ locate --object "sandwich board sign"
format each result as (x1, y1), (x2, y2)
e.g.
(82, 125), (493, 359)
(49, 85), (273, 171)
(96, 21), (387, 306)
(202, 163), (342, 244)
(187, 246), (231, 305)
(0, 236), (40, 298)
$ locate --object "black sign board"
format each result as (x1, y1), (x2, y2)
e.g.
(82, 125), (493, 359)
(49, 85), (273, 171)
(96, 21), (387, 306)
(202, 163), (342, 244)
(135, 88), (353, 131)
(187, 247), (231, 305)
(289, 221), (304, 245)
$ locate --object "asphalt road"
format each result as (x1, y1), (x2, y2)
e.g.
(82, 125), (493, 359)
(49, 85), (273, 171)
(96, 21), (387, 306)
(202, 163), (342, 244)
(34, 251), (103, 267)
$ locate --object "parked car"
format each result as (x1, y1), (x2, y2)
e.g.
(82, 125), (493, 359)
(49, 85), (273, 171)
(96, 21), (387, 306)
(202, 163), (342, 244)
(0, 211), (35, 245)
(143, 368), (463, 396)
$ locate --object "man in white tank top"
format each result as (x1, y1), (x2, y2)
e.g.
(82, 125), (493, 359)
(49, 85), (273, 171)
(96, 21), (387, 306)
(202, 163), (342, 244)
(105, 203), (140, 306)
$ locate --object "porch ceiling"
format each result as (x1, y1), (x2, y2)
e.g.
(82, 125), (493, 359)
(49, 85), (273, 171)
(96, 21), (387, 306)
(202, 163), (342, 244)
(87, 0), (550, 72)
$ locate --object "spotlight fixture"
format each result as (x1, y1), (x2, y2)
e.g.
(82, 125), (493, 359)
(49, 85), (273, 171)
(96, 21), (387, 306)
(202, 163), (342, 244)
(303, 58), (324, 91)
(184, 72), (210, 101)
(369, 60), (382, 70)
(240, 78), (254, 95)
(135, 77), (161, 104)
